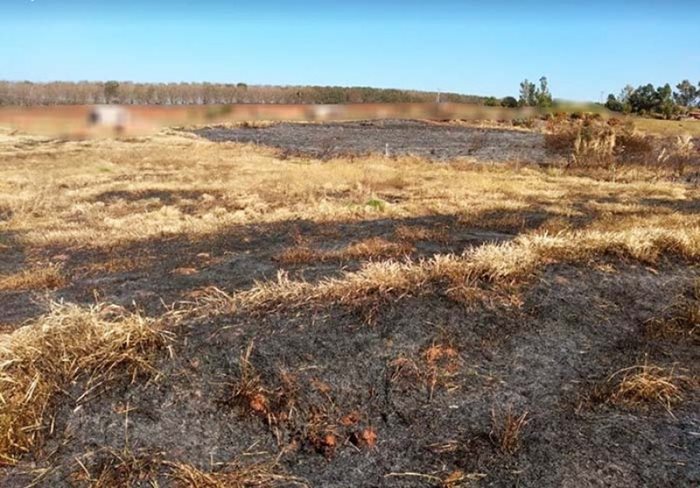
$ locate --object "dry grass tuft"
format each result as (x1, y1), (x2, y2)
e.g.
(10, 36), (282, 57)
(0, 303), (169, 464)
(490, 406), (529, 454)
(71, 449), (163, 487)
(275, 237), (413, 265)
(167, 459), (308, 487)
(0, 264), (66, 292)
(394, 225), (449, 243)
(607, 363), (689, 412)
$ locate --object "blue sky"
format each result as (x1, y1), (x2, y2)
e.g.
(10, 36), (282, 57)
(1, 1), (699, 101)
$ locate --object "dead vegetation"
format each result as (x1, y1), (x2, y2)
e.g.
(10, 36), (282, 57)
(0, 126), (698, 485)
(0, 303), (169, 464)
(0, 264), (66, 292)
(490, 406), (529, 454)
(167, 459), (308, 488)
(66, 448), (306, 488)
(606, 363), (691, 412)
(229, 343), (377, 459)
(545, 115), (699, 175)
(195, 225), (700, 318)
(389, 342), (462, 399)
(274, 237), (413, 265)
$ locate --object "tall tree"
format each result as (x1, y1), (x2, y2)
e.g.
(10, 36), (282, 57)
(519, 79), (537, 106)
(674, 79), (698, 107)
(536, 76), (553, 107)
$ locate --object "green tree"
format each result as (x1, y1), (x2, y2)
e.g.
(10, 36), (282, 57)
(674, 80), (698, 107)
(535, 76), (553, 107)
(605, 93), (624, 112)
(519, 79), (537, 106)
(501, 96), (519, 108)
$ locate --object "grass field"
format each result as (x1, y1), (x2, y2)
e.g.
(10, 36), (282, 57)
(0, 125), (698, 486)
(631, 116), (700, 137)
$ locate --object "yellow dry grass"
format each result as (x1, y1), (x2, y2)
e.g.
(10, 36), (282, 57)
(167, 460), (308, 487)
(0, 303), (170, 464)
(607, 363), (691, 412)
(0, 264), (66, 292)
(195, 225), (700, 316)
(275, 237), (413, 264)
(631, 117), (700, 137)
(0, 128), (696, 250)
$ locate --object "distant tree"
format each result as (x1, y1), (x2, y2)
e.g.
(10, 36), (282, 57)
(104, 81), (120, 103)
(500, 96), (519, 108)
(535, 76), (553, 108)
(674, 79), (698, 107)
(605, 93), (624, 112)
(656, 83), (676, 118)
(627, 84), (657, 114)
(236, 82), (248, 90)
(484, 96), (500, 106)
(519, 79), (537, 106)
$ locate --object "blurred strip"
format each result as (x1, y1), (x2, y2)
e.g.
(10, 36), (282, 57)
(0, 102), (610, 138)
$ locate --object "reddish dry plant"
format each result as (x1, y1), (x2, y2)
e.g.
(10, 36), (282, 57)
(607, 363), (688, 412)
(231, 344), (375, 458)
(390, 343), (462, 399)
(490, 406), (529, 455)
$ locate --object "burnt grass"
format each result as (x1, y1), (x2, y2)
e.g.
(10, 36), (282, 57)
(1, 213), (699, 486)
(192, 120), (547, 163)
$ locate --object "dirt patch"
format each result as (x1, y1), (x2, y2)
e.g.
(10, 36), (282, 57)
(193, 120), (548, 163)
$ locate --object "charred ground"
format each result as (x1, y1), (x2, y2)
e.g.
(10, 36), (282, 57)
(0, 122), (698, 487)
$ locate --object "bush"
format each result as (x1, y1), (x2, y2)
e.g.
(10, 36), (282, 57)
(501, 96), (518, 108)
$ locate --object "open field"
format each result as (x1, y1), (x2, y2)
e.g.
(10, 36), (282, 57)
(0, 123), (699, 486)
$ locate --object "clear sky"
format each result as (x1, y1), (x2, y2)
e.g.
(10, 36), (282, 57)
(1, 1), (699, 101)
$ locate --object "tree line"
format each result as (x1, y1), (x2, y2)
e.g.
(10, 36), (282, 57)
(483, 76), (553, 109)
(0, 81), (485, 106)
(605, 80), (700, 118)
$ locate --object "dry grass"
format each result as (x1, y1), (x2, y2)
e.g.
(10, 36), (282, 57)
(394, 224), (449, 243)
(0, 303), (169, 464)
(632, 117), (700, 137)
(167, 459), (308, 487)
(490, 406), (529, 454)
(275, 237), (414, 265)
(68, 449), (306, 488)
(0, 129), (696, 250)
(194, 225), (700, 317)
(545, 116), (699, 174)
(0, 264), (66, 292)
(607, 363), (690, 412)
